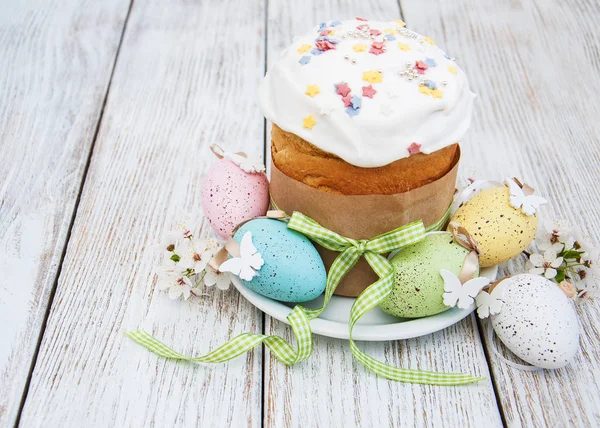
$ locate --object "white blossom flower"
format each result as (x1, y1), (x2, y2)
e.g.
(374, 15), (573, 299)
(529, 249), (564, 279)
(168, 276), (193, 300)
(203, 265), (233, 290)
(154, 230), (181, 253)
(576, 266), (600, 300)
(178, 238), (219, 274)
(156, 263), (195, 300)
(573, 225), (599, 266)
(536, 220), (574, 252)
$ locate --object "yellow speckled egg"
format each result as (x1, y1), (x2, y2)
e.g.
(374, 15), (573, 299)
(450, 186), (537, 267)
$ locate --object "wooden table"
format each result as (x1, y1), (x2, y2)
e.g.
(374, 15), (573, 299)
(1, 0), (599, 426)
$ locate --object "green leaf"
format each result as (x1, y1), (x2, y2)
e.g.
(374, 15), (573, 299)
(561, 249), (584, 259)
(555, 270), (566, 283)
(170, 253), (181, 263)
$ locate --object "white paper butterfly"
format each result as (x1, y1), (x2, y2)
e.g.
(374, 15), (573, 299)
(505, 178), (547, 216)
(219, 231), (264, 281)
(450, 179), (503, 216)
(475, 289), (504, 319)
(225, 152), (266, 174)
(441, 269), (490, 310)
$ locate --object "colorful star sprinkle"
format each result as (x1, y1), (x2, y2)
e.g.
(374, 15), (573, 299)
(423, 37), (435, 45)
(407, 142), (422, 155)
(350, 95), (361, 109)
(384, 34), (396, 41)
(330, 20), (342, 27)
(398, 43), (411, 52)
(425, 57), (437, 67)
(298, 55), (311, 65)
(315, 40), (336, 51)
(356, 16), (368, 21)
(353, 43), (367, 52)
(419, 85), (444, 98)
(423, 80), (437, 90)
(384, 28), (396, 34)
(311, 48), (324, 56)
(363, 70), (383, 83)
(346, 106), (360, 117)
(297, 44), (311, 53)
(316, 35), (339, 43)
(342, 93), (353, 107)
(448, 65), (457, 74)
(393, 19), (406, 27)
(305, 84), (320, 97)
(369, 28), (382, 37)
(335, 82), (351, 96)
(303, 115), (317, 129)
(414, 60), (429, 74)
(369, 41), (385, 55)
(362, 85), (377, 98)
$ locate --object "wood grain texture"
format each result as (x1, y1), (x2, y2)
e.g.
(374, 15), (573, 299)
(17, 1), (266, 426)
(0, 0), (130, 425)
(264, 2), (503, 427)
(402, 0), (600, 426)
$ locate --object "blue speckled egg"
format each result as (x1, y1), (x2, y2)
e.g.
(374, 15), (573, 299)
(233, 218), (326, 302)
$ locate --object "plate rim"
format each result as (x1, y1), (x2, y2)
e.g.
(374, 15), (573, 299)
(232, 265), (498, 341)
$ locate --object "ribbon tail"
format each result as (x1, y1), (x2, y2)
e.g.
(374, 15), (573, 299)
(350, 340), (485, 385)
(125, 305), (314, 366)
(458, 250), (480, 284)
(347, 253), (486, 386)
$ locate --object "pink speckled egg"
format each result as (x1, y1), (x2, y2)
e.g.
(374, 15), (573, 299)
(202, 159), (269, 238)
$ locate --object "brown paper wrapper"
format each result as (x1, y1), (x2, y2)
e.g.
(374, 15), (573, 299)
(269, 148), (460, 297)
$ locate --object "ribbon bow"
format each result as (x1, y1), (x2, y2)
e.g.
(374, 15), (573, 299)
(448, 221), (481, 284)
(286, 213), (424, 318)
(288, 212), (483, 385)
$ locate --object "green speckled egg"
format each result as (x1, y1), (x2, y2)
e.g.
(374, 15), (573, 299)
(450, 187), (538, 267)
(379, 232), (478, 318)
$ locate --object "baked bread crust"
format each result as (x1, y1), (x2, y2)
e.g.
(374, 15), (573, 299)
(271, 124), (460, 195)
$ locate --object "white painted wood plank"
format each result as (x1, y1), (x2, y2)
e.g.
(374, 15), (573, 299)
(0, 0), (130, 425)
(264, 2), (502, 427)
(402, 0), (600, 426)
(17, 1), (266, 426)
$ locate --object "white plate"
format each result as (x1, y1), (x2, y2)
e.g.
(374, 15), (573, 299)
(233, 265), (498, 341)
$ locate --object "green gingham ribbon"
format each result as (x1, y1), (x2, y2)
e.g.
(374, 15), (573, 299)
(287, 211), (482, 385)
(127, 206), (482, 385)
(126, 304), (312, 365)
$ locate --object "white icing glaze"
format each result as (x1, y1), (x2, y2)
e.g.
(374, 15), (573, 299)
(258, 19), (476, 168)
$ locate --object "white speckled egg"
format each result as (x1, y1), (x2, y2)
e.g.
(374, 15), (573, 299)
(233, 218), (326, 302)
(450, 187), (538, 267)
(202, 159), (269, 238)
(491, 274), (580, 369)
